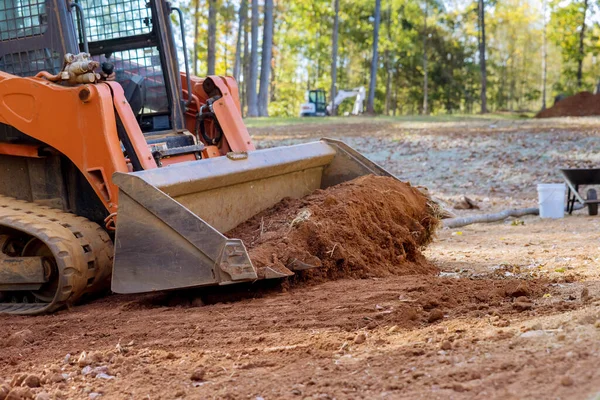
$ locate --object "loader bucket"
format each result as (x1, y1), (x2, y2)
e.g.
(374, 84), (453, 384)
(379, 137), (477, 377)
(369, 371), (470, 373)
(111, 138), (395, 294)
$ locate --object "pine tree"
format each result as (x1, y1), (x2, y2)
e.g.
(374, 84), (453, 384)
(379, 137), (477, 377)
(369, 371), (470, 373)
(207, 0), (217, 75)
(233, 0), (247, 82)
(246, 0), (259, 117)
(258, 0), (274, 117)
(367, 0), (382, 114)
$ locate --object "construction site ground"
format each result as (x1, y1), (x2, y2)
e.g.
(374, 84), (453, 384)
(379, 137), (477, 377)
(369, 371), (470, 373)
(3, 116), (600, 400)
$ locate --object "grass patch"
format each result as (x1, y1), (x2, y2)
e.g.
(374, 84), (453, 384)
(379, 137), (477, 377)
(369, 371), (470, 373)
(244, 113), (530, 128)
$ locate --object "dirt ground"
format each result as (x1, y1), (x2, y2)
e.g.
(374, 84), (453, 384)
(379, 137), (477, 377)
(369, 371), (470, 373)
(3, 116), (600, 400)
(536, 92), (600, 118)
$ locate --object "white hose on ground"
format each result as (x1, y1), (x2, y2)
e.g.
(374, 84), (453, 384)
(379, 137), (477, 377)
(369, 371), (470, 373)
(443, 204), (584, 229)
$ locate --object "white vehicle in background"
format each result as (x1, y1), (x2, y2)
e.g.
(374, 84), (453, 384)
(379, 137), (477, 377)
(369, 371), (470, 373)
(299, 86), (365, 117)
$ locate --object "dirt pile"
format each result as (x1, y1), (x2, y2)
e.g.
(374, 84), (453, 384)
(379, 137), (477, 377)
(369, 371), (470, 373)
(536, 91), (600, 118)
(227, 175), (440, 282)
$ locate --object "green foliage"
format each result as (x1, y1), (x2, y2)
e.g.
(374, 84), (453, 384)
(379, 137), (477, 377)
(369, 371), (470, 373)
(549, 0), (600, 94)
(179, 0), (600, 116)
(549, 0), (586, 93)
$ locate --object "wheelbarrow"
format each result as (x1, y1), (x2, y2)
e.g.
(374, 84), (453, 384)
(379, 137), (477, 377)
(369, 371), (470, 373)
(560, 168), (600, 215)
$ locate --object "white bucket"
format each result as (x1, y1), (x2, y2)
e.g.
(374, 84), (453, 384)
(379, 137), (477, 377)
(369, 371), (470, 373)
(537, 183), (566, 219)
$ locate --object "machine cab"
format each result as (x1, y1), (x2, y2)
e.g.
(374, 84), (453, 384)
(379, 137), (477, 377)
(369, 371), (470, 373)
(0, 0), (203, 166)
(299, 89), (327, 117)
(76, 0), (186, 134)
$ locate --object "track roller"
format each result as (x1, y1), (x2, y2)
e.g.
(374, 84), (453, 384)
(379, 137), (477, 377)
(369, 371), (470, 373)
(0, 196), (113, 315)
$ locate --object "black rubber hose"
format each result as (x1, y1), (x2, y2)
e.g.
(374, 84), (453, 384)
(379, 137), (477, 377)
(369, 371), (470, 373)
(195, 112), (224, 146)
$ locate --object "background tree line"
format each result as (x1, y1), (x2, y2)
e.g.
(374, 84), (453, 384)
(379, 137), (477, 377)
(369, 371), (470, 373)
(177, 0), (600, 117)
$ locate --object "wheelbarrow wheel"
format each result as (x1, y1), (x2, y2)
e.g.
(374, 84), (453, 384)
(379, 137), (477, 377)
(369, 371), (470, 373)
(587, 189), (598, 216)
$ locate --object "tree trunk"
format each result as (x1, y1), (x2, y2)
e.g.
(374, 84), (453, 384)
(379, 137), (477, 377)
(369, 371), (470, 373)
(577, 0), (589, 88)
(393, 79), (399, 116)
(246, 0), (259, 117)
(367, 0), (382, 114)
(223, 7), (229, 75)
(315, 27), (322, 88)
(422, 0), (428, 115)
(330, 0), (340, 116)
(384, 2), (392, 116)
(207, 0), (217, 76)
(509, 55), (515, 111)
(270, 45), (277, 102)
(242, 6), (250, 116)
(193, 0), (200, 76)
(258, 0), (274, 117)
(385, 50), (392, 115)
(444, 208), (538, 229)
(233, 0), (247, 82)
(478, 0), (488, 113)
(542, 0), (547, 110)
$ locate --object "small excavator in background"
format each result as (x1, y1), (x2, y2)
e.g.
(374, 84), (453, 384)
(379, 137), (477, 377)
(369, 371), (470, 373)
(0, 0), (396, 315)
(299, 87), (365, 117)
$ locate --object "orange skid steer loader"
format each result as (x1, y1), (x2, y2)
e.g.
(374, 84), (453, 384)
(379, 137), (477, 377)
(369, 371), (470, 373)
(0, 0), (395, 314)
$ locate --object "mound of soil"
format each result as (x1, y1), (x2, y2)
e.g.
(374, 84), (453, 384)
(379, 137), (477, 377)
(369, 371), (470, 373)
(536, 91), (600, 118)
(227, 175), (440, 282)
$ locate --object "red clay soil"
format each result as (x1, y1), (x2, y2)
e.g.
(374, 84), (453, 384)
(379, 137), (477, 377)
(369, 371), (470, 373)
(0, 275), (551, 400)
(536, 91), (600, 118)
(227, 175), (440, 282)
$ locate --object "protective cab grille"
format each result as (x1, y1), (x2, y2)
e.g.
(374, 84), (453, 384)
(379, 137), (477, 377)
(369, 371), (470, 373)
(0, 48), (60, 76)
(92, 47), (168, 114)
(78, 0), (170, 119)
(0, 0), (61, 77)
(0, 0), (47, 41)
(81, 0), (152, 42)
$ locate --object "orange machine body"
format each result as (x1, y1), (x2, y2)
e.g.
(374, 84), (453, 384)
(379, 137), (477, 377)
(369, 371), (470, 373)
(182, 74), (255, 158)
(0, 71), (252, 219)
(0, 0), (269, 314)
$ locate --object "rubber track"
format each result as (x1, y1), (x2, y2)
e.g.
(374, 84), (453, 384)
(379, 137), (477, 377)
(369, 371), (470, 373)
(0, 196), (113, 315)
